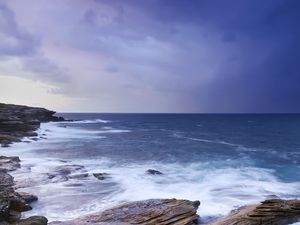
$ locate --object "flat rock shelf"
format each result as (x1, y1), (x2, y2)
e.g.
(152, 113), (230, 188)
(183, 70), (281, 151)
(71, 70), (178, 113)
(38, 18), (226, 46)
(50, 199), (200, 225)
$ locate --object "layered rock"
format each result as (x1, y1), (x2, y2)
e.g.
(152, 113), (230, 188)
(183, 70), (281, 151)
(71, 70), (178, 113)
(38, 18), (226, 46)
(50, 199), (200, 225)
(208, 198), (300, 225)
(0, 103), (64, 147)
(0, 156), (44, 224)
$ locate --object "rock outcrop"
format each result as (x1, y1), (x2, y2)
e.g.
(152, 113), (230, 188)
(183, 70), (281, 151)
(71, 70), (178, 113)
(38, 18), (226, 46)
(16, 216), (48, 225)
(207, 199), (300, 225)
(0, 103), (64, 147)
(50, 198), (200, 225)
(0, 156), (41, 224)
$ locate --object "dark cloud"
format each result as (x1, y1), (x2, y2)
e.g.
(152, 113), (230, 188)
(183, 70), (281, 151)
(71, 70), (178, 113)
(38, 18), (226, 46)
(198, 0), (300, 112)
(2, 0), (300, 112)
(0, 2), (69, 84)
(117, 0), (300, 112)
(0, 2), (38, 57)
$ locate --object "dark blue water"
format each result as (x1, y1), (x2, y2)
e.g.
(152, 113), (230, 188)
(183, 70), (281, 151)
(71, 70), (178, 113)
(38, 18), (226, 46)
(5, 113), (300, 221)
(57, 113), (300, 181)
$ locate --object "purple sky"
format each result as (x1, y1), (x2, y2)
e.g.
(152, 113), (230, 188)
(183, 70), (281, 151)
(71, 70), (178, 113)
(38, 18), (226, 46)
(0, 0), (299, 112)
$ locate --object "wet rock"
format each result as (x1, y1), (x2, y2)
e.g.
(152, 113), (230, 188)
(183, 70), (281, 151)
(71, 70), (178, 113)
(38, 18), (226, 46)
(15, 216), (48, 225)
(9, 194), (32, 212)
(93, 172), (110, 180)
(0, 171), (14, 187)
(0, 195), (10, 221)
(146, 169), (163, 175)
(18, 192), (38, 204)
(50, 198), (200, 225)
(0, 156), (21, 171)
(46, 165), (86, 183)
(207, 198), (300, 225)
(0, 174), (31, 221)
(6, 210), (21, 223)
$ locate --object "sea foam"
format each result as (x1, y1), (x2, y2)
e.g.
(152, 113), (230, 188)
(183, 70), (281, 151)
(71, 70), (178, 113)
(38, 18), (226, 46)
(2, 119), (300, 222)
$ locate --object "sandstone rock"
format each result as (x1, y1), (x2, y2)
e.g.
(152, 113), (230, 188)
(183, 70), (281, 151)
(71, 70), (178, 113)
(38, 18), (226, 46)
(146, 169), (163, 175)
(207, 199), (300, 225)
(50, 198), (200, 225)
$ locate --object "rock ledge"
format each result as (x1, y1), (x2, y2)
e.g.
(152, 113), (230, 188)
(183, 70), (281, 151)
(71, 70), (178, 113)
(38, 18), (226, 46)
(50, 198), (200, 225)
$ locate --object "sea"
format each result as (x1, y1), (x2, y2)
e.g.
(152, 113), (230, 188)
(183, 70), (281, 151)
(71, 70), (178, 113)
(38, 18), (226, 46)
(2, 113), (300, 223)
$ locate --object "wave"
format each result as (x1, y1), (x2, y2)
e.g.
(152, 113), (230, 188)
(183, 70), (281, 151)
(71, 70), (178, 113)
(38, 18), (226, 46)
(175, 134), (259, 152)
(187, 137), (238, 147)
(9, 155), (300, 222)
(4, 120), (299, 222)
(96, 130), (131, 134)
(67, 119), (111, 124)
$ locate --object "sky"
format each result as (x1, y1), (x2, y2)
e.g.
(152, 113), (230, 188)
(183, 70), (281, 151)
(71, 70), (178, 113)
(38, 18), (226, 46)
(0, 0), (300, 113)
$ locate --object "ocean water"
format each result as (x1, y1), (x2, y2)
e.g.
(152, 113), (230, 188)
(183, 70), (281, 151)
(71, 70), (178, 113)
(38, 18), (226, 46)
(2, 114), (300, 223)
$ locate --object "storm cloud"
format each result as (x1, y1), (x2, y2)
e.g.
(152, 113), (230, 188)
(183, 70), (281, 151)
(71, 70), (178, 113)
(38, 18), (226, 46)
(1, 0), (300, 112)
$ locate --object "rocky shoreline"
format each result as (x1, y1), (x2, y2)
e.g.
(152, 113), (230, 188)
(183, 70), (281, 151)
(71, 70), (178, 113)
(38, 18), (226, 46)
(0, 155), (48, 225)
(0, 103), (300, 225)
(0, 103), (64, 224)
(0, 103), (64, 147)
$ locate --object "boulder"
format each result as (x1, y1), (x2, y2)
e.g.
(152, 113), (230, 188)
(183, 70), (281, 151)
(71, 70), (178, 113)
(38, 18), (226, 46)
(9, 193), (32, 212)
(18, 192), (38, 204)
(207, 199), (300, 225)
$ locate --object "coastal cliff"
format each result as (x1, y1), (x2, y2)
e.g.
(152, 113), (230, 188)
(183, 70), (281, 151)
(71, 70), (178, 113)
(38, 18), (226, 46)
(0, 103), (64, 147)
(0, 103), (62, 224)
